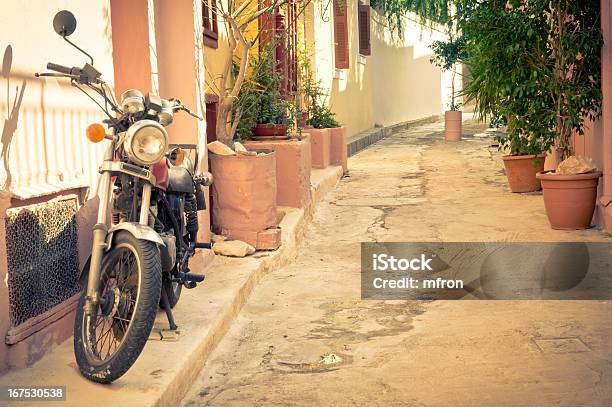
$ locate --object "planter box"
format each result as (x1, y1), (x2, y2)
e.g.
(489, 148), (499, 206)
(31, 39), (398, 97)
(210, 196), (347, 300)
(329, 126), (348, 174)
(209, 152), (281, 250)
(243, 139), (312, 209)
(306, 128), (330, 169)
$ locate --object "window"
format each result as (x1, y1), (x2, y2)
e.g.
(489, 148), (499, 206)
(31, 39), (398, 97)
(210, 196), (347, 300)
(333, 0), (349, 69)
(358, 3), (371, 56)
(205, 94), (218, 224)
(203, 0), (219, 49)
(205, 93), (219, 143)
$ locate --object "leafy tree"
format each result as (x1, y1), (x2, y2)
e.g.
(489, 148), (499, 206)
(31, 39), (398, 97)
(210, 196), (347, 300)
(429, 14), (467, 111)
(461, 0), (602, 159)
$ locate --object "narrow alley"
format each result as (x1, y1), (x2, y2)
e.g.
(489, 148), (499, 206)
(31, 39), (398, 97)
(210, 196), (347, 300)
(182, 120), (612, 407)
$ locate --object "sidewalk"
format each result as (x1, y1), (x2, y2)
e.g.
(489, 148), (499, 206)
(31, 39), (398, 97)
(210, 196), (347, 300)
(1, 166), (344, 407)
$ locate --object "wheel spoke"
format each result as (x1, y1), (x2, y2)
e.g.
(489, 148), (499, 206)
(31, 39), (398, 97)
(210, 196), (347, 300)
(82, 244), (141, 364)
(97, 318), (114, 353)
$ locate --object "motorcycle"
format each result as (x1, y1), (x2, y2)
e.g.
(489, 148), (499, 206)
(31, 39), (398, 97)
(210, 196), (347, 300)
(36, 10), (213, 383)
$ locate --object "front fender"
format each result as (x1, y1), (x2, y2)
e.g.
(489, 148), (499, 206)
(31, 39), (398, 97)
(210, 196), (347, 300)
(106, 222), (165, 250)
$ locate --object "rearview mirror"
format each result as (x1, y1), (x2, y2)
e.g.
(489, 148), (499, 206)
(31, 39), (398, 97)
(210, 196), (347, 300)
(53, 10), (77, 37)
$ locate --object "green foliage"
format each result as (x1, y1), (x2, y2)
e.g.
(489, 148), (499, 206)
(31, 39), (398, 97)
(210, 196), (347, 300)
(301, 72), (340, 129)
(461, 0), (602, 158)
(309, 104), (340, 129)
(430, 35), (467, 72)
(370, 0), (450, 38)
(233, 42), (297, 140)
(430, 33), (467, 111)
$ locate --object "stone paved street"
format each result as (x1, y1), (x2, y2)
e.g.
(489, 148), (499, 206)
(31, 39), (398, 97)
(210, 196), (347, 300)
(182, 120), (612, 407)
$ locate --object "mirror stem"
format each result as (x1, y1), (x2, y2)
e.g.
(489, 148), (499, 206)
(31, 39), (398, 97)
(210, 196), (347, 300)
(63, 35), (94, 65)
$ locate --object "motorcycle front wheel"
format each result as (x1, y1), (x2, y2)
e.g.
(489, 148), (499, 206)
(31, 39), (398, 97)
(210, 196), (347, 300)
(74, 231), (162, 384)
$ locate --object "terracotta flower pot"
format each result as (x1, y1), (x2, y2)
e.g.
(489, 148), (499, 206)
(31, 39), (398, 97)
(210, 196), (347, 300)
(536, 171), (602, 230)
(253, 124), (289, 140)
(501, 154), (545, 193)
(209, 151), (279, 248)
(444, 110), (462, 141)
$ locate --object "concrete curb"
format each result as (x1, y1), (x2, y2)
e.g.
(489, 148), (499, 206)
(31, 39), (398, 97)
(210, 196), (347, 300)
(347, 115), (442, 157)
(1, 166), (345, 407)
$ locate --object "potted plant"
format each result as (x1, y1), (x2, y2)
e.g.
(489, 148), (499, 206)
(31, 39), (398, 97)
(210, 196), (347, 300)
(302, 73), (344, 170)
(460, 1), (553, 193)
(497, 126), (547, 193)
(206, 0), (310, 248)
(531, 0), (603, 229)
(238, 45), (312, 209)
(430, 8), (467, 142)
(250, 44), (295, 140)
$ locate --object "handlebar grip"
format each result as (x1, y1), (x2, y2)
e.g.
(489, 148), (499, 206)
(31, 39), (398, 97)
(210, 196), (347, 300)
(46, 62), (76, 75)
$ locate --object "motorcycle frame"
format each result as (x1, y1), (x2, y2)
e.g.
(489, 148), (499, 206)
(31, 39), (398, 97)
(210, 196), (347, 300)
(83, 135), (159, 316)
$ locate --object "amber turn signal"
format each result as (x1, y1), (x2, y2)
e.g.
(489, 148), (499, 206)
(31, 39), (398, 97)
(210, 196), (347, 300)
(86, 123), (106, 143)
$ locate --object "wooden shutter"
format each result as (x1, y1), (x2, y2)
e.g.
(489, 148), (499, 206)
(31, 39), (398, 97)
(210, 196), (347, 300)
(358, 3), (371, 56)
(333, 0), (349, 69)
(202, 0), (219, 48)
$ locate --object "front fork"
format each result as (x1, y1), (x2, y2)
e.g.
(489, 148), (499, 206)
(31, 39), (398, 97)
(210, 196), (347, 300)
(84, 142), (153, 316)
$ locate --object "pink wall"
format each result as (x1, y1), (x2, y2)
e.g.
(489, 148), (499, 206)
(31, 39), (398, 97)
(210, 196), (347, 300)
(110, 0), (153, 98)
(154, 0), (200, 145)
(576, 2), (611, 231)
(597, 0), (612, 231)
(573, 119), (603, 171)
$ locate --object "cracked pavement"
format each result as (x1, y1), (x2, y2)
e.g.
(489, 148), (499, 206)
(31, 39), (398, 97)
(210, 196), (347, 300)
(182, 120), (612, 406)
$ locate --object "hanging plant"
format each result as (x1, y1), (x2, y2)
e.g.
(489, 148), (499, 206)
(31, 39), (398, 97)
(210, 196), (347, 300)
(370, 0), (451, 37)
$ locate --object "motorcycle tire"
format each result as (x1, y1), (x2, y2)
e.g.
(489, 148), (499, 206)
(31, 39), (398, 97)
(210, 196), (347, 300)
(74, 231), (162, 384)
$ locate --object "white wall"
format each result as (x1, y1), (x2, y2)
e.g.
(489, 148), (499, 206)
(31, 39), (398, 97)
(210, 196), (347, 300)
(311, 4), (456, 138)
(0, 0), (113, 198)
(371, 12), (452, 127)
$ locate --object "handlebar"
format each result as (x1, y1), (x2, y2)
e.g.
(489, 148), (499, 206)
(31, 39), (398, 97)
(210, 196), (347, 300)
(47, 62), (80, 76)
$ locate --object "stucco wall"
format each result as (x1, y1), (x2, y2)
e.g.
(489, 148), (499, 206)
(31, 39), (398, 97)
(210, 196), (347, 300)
(371, 15), (453, 127)
(202, 0), (233, 104)
(312, 5), (454, 139)
(311, 0), (373, 138)
(0, 0), (114, 373)
(0, 0), (114, 197)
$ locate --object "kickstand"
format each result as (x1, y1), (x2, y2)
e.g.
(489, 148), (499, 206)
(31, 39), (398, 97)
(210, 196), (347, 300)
(160, 286), (178, 330)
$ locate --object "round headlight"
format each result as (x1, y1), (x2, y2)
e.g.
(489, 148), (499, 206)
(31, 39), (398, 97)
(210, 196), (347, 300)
(124, 120), (169, 165)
